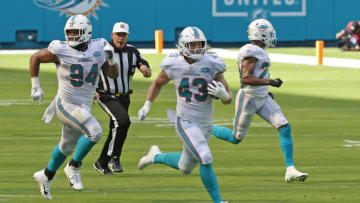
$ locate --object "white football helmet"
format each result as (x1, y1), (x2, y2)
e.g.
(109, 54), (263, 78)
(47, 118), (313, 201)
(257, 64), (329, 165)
(64, 15), (92, 47)
(177, 26), (207, 60)
(248, 19), (277, 48)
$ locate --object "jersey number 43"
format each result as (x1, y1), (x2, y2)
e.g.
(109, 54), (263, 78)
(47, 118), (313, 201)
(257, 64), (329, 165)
(178, 77), (207, 103)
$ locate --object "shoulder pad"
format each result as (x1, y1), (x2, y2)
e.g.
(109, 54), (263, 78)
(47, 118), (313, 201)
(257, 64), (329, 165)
(161, 53), (179, 65)
(48, 40), (64, 55)
(92, 38), (103, 42)
(168, 53), (179, 57)
(161, 53), (180, 72)
(238, 44), (265, 59)
(203, 53), (226, 73)
(95, 38), (107, 47)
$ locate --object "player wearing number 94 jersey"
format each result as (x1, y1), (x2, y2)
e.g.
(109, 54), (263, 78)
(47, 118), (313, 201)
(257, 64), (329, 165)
(30, 15), (118, 200)
(137, 26), (231, 203)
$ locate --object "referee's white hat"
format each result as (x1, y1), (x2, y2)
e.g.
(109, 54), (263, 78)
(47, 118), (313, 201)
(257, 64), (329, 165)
(112, 22), (129, 34)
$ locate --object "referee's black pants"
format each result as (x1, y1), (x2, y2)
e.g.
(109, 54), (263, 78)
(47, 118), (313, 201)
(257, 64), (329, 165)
(96, 92), (131, 166)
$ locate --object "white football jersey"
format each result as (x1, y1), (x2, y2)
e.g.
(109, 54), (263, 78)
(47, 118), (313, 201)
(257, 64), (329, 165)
(161, 53), (226, 124)
(48, 39), (107, 106)
(238, 44), (271, 97)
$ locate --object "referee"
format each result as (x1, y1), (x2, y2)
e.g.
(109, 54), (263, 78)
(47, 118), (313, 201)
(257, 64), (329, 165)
(94, 22), (151, 175)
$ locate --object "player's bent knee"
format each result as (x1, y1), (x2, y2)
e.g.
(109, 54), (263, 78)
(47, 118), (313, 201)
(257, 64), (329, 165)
(180, 168), (193, 175)
(60, 143), (76, 156)
(201, 152), (213, 165)
(178, 161), (197, 174)
(89, 124), (102, 143)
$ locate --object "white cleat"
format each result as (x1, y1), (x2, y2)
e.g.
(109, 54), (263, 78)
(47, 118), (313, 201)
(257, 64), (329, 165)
(138, 145), (161, 170)
(64, 164), (83, 190)
(33, 170), (55, 200)
(285, 166), (309, 182)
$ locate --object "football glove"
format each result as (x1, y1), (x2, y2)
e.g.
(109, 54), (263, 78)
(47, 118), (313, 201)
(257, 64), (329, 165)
(269, 78), (283, 88)
(207, 81), (230, 102)
(138, 100), (152, 121)
(104, 43), (116, 65)
(31, 77), (43, 105)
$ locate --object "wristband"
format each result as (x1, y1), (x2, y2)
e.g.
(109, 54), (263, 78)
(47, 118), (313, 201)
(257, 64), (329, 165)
(31, 77), (40, 87)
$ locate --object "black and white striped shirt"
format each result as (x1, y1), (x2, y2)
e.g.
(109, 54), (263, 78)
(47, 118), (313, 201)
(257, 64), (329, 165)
(98, 42), (149, 95)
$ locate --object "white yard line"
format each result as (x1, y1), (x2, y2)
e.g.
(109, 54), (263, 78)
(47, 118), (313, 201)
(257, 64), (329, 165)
(2, 48), (360, 69)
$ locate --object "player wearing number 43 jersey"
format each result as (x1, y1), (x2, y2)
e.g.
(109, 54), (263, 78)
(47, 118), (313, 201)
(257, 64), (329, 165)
(137, 26), (231, 203)
(30, 15), (118, 200)
(211, 19), (308, 183)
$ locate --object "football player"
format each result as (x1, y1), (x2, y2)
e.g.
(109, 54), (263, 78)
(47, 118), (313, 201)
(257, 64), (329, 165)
(137, 27), (231, 203)
(210, 19), (308, 182)
(30, 14), (118, 200)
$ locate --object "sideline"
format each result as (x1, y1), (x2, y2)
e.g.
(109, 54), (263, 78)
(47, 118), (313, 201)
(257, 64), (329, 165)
(1, 48), (360, 69)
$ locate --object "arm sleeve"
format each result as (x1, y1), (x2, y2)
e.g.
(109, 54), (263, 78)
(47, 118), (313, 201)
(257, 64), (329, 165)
(160, 55), (174, 80)
(47, 40), (61, 55)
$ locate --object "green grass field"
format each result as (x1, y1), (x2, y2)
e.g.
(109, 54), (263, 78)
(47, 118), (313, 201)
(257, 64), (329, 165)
(0, 48), (360, 202)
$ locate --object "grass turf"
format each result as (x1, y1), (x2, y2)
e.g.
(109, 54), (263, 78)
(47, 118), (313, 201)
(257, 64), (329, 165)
(0, 49), (359, 202)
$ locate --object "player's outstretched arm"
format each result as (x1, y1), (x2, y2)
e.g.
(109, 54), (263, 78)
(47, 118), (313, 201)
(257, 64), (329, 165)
(29, 49), (59, 105)
(138, 71), (170, 120)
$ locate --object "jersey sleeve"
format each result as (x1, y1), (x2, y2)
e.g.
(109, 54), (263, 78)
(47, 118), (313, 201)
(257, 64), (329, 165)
(209, 54), (226, 74)
(47, 40), (63, 55)
(160, 53), (178, 80)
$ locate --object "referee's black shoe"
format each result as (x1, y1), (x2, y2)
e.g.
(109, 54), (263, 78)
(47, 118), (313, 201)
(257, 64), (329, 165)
(93, 161), (113, 175)
(109, 157), (123, 173)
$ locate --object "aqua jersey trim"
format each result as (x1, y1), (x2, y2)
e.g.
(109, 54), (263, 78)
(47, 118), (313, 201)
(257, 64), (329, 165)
(177, 118), (202, 163)
(56, 98), (91, 138)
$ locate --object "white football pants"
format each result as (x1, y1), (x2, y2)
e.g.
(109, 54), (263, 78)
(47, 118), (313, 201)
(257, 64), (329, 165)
(232, 89), (288, 141)
(55, 97), (102, 156)
(175, 117), (213, 174)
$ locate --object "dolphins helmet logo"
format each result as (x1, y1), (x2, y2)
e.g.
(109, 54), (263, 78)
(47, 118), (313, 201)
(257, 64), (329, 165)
(33, 0), (108, 19)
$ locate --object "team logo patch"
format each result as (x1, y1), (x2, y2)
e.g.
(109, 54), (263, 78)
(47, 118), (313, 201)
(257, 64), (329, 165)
(93, 51), (101, 57)
(201, 67), (210, 73)
(33, 0), (108, 19)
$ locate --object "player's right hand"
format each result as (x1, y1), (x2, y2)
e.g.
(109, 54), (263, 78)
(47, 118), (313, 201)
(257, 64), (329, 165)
(31, 86), (44, 105)
(138, 100), (152, 121)
(269, 78), (283, 88)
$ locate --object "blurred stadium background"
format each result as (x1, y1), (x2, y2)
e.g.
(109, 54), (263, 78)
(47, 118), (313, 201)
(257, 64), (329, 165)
(1, 0), (359, 49)
(1, 0), (360, 202)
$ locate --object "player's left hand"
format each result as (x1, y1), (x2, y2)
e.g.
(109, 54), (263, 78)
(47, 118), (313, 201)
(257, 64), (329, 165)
(104, 43), (115, 65)
(31, 86), (44, 105)
(139, 62), (151, 78)
(138, 100), (152, 121)
(269, 78), (283, 87)
(207, 81), (230, 102)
